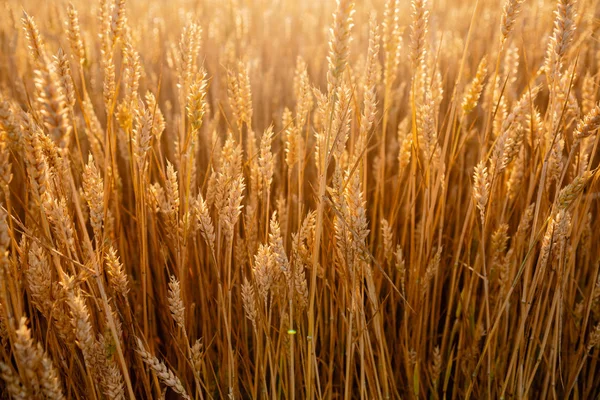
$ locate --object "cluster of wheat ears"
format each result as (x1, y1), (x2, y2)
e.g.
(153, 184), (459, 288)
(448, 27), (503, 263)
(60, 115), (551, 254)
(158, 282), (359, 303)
(0, 0), (599, 398)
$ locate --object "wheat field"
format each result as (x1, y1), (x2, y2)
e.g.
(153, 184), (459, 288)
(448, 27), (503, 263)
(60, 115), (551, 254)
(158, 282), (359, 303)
(0, 0), (599, 398)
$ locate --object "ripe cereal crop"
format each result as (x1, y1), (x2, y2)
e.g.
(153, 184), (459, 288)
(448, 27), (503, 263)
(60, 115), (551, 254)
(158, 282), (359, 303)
(0, 0), (599, 398)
